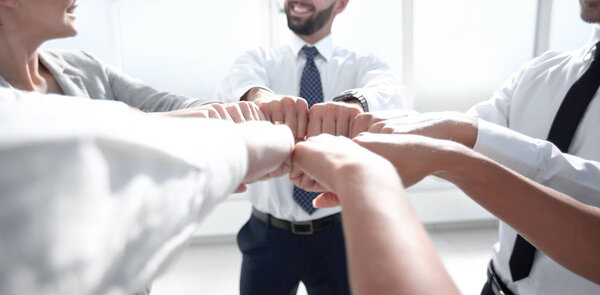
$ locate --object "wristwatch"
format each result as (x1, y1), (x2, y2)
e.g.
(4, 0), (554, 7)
(332, 91), (369, 112)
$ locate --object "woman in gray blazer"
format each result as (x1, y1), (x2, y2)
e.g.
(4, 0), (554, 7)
(0, 0), (261, 120)
(0, 1), (264, 294)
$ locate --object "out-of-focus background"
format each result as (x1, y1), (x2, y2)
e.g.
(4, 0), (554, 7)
(44, 0), (592, 294)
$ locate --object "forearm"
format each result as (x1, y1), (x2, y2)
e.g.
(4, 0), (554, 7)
(338, 167), (458, 295)
(437, 149), (600, 283)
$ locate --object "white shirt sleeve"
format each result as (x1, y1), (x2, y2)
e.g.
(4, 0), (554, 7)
(342, 55), (409, 111)
(473, 119), (600, 206)
(0, 89), (248, 295)
(216, 48), (274, 103)
(468, 66), (600, 207)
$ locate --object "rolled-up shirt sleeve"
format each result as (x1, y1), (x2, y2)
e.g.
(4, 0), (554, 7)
(0, 89), (248, 295)
(473, 119), (600, 207)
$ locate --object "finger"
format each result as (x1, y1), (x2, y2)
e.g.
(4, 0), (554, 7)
(190, 109), (208, 119)
(290, 170), (323, 192)
(313, 192), (340, 208)
(234, 184), (248, 193)
(299, 173), (318, 191)
(283, 100), (299, 139)
(336, 112), (351, 137)
(349, 114), (369, 138)
(368, 121), (386, 133)
(293, 99), (309, 139)
(269, 100), (284, 123)
(321, 111), (336, 135)
(250, 103), (267, 121)
(289, 163), (305, 184)
(203, 108), (218, 119)
(210, 104), (230, 121)
(306, 106), (323, 137)
(225, 104), (245, 123)
(291, 139), (335, 191)
(262, 157), (292, 180)
(238, 101), (255, 121)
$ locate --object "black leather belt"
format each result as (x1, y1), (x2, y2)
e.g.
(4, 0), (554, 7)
(252, 208), (341, 235)
(487, 261), (515, 295)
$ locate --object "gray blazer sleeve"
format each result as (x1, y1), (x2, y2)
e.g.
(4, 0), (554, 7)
(42, 50), (217, 112)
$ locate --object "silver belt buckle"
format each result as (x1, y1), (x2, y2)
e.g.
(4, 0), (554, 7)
(490, 282), (506, 295)
(488, 266), (507, 295)
(291, 221), (314, 235)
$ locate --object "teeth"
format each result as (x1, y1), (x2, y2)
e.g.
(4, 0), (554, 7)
(293, 6), (309, 13)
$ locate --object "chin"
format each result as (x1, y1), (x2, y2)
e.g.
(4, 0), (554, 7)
(48, 28), (79, 40)
(66, 27), (79, 37)
(581, 2), (600, 23)
(581, 11), (600, 23)
(62, 22), (79, 37)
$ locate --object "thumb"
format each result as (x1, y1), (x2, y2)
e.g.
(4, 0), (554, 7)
(312, 192), (340, 208)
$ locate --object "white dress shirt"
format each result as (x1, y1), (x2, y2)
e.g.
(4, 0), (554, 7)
(467, 26), (600, 295)
(0, 89), (248, 295)
(218, 34), (407, 221)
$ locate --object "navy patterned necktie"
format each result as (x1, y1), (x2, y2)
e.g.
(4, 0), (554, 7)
(293, 46), (323, 214)
(508, 42), (600, 282)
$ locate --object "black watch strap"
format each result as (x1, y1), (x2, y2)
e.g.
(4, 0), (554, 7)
(332, 91), (369, 112)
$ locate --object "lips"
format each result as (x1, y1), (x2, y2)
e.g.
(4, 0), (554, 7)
(288, 1), (315, 17)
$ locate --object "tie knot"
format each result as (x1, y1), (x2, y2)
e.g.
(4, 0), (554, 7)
(301, 46), (319, 60)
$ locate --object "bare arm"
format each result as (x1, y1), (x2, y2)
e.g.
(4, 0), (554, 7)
(291, 135), (459, 295)
(439, 145), (600, 284)
(353, 133), (600, 284)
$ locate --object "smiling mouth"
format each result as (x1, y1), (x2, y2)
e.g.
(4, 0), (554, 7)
(289, 1), (315, 16)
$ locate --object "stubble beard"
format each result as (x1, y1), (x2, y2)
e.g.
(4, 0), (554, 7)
(286, 2), (336, 36)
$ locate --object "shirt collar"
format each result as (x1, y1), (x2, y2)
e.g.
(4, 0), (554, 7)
(290, 34), (334, 61)
(585, 25), (600, 57)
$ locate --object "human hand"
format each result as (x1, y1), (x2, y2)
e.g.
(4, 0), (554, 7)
(252, 93), (309, 141)
(349, 109), (419, 138)
(236, 121), (295, 189)
(290, 134), (399, 208)
(367, 111), (479, 148)
(159, 102), (266, 123)
(306, 101), (363, 138)
(353, 133), (466, 187)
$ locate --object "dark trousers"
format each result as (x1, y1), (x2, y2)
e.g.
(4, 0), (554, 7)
(237, 214), (351, 295)
(480, 282), (493, 295)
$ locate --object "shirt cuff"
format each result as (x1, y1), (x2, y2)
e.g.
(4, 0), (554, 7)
(473, 119), (543, 178)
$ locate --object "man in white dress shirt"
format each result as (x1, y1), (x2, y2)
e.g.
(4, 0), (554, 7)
(0, 89), (294, 295)
(349, 1), (600, 294)
(217, 0), (407, 294)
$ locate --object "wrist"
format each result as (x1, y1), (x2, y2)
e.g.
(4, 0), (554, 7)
(332, 91), (368, 112)
(335, 156), (399, 202)
(450, 114), (478, 148)
(432, 141), (479, 182)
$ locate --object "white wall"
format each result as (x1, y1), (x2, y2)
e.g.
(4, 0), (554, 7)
(43, 0), (592, 237)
